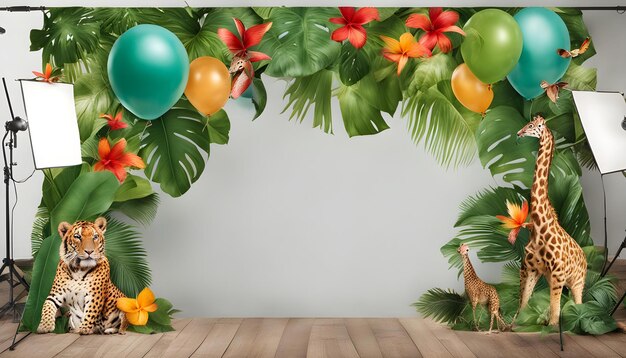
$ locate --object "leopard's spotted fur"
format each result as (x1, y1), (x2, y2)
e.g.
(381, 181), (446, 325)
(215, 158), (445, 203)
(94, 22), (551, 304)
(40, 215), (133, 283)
(37, 217), (128, 335)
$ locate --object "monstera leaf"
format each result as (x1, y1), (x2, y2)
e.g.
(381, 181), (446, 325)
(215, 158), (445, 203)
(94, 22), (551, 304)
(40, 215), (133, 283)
(406, 53), (457, 97)
(259, 7), (341, 77)
(140, 99), (230, 197)
(73, 71), (113, 142)
(476, 106), (581, 188)
(92, 8), (149, 35)
(402, 80), (481, 168)
(22, 171), (120, 333)
(30, 8), (100, 68)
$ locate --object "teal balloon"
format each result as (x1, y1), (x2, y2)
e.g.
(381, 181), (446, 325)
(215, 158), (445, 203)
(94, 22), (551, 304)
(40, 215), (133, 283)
(507, 8), (571, 100)
(461, 9), (523, 84)
(240, 85), (254, 99)
(108, 24), (189, 120)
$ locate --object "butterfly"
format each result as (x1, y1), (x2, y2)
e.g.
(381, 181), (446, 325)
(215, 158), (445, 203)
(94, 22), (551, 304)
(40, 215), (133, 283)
(557, 37), (591, 58)
(540, 80), (568, 104)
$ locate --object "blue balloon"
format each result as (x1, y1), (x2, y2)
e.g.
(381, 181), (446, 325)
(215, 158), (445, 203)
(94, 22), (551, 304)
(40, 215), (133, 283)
(108, 24), (189, 120)
(507, 8), (571, 100)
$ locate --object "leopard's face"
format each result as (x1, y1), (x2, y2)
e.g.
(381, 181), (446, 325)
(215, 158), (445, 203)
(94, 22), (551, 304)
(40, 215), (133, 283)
(58, 217), (107, 270)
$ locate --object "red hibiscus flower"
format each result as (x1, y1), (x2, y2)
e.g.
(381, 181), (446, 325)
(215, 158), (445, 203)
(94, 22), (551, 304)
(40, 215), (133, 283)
(100, 111), (128, 131)
(406, 7), (465, 53)
(329, 7), (380, 49)
(94, 138), (145, 183)
(217, 19), (272, 63)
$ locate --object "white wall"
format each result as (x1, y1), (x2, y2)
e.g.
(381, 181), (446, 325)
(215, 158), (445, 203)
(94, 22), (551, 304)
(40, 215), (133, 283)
(0, 2), (625, 317)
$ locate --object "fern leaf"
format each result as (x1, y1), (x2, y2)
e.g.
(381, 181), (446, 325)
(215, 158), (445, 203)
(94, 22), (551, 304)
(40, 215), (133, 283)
(413, 288), (466, 325)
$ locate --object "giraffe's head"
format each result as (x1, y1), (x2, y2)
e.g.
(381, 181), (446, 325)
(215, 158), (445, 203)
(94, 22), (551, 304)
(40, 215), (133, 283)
(517, 115), (547, 139)
(457, 243), (469, 256)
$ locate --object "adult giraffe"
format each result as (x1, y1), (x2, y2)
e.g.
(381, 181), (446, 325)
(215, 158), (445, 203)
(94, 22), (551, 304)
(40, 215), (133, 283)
(515, 115), (587, 326)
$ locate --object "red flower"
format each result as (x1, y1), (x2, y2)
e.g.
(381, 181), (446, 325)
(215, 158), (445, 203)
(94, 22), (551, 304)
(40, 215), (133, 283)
(100, 111), (128, 131)
(381, 33), (432, 75)
(217, 19), (272, 62)
(406, 7), (465, 53)
(94, 138), (145, 183)
(32, 63), (60, 83)
(496, 200), (529, 245)
(329, 7), (380, 49)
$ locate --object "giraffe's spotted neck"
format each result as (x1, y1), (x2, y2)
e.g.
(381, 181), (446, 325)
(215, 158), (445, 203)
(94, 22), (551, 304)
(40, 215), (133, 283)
(530, 128), (554, 215)
(461, 254), (477, 281)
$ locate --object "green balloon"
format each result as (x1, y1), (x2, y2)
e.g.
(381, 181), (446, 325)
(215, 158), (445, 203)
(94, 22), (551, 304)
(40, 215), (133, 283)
(461, 9), (523, 84)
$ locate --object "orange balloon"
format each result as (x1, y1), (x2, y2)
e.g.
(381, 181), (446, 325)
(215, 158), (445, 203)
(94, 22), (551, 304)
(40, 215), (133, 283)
(185, 56), (231, 116)
(451, 63), (494, 115)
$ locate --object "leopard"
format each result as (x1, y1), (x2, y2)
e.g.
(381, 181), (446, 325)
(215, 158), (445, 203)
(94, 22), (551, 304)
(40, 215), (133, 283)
(36, 217), (128, 335)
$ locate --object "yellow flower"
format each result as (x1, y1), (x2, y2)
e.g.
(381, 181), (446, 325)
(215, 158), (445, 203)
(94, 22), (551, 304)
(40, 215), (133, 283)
(117, 287), (158, 326)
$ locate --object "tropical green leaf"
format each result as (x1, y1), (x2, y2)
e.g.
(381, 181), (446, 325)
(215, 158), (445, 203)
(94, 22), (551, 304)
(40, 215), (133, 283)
(562, 63), (597, 91)
(476, 106), (581, 188)
(377, 8), (400, 21)
(349, 70), (402, 116)
(207, 110), (231, 145)
(21, 171), (120, 333)
(109, 194), (160, 226)
(413, 288), (466, 324)
(583, 272), (617, 311)
(30, 216), (49, 258)
(405, 53), (457, 97)
(252, 77), (267, 120)
(73, 71), (114, 142)
(252, 7), (274, 20)
(338, 44), (370, 86)
(41, 165), (86, 215)
(92, 8), (147, 35)
(514, 289), (551, 328)
(282, 70), (334, 134)
(259, 7), (341, 77)
(403, 80), (481, 168)
(30, 8), (100, 68)
(114, 174), (154, 202)
(139, 98), (212, 197)
(562, 301), (616, 335)
(104, 217), (151, 297)
(337, 80), (390, 137)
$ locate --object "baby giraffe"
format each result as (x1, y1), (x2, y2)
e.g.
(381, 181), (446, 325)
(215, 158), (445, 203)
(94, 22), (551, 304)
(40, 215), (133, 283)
(458, 244), (507, 334)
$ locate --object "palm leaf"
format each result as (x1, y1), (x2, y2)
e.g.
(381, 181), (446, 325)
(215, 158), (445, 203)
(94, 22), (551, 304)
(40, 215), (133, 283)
(583, 272), (617, 311)
(104, 217), (152, 297)
(562, 63), (597, 91)
(259, 7), (341, 77)
(282, 70), (334, 134)
(109, 194), (160, 226)
(402, 80), (481, 169)
(413, 288), (466, 324)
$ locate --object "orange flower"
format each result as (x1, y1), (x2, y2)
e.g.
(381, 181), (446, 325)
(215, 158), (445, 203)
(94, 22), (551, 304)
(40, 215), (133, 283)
(381, 32), (432, 75)
(496, 200), (529, 245)
(32, 63), (60, 83)
(117, 287), (158, 326)
(100, 111), (128, 131)
(94, 138), (145, 182)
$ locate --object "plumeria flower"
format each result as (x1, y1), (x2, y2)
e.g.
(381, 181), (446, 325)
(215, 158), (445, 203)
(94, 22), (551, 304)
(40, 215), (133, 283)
(381, 32), (432, 75)
(117, 287), (158, 326)
(32, 63), (60, 83)
(94, 137), (145, 183)
(406, 7), (465, 53)
(329, 7), (380, 49)
(217, 18), (273, 63)
(100, 111), (128, 131)
(496, 200), (530, 245)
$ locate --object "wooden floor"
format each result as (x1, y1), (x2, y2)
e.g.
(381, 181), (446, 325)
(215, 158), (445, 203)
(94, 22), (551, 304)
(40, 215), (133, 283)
(0, 262), (626, 357)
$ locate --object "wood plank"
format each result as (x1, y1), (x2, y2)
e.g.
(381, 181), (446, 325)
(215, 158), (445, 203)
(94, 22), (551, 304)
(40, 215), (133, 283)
(154, 318), (216, 357)
(423, 319), (476, 358)
(1, 332), (80, 358)
(368, 318), (422, 358)
(307, 318), (360, 358)
(142, 318), (193, 358)
(569, 333), (620, 357)
(454, 328), (538, 358)
(514, 333), (560, 358)
(544, 333), (596, 358)
(596, 332), (626, 356)
(192, 318), (242, 358)
(344, 318), (383, 358)
(399, 318), (453, 358)
(274, 318), (314, 358)
(222, 318), (288, 358)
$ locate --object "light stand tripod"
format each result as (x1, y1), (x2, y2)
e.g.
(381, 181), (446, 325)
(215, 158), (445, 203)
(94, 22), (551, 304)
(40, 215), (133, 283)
(1, 78), (31, 350)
